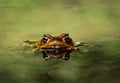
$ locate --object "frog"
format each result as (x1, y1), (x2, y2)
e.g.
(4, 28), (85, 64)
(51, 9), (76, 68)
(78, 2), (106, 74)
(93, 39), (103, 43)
(23, 33), (81, 61)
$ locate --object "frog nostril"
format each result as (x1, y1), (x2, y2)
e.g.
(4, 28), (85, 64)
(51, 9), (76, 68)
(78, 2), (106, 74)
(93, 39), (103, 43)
(52, 45), (59, 48)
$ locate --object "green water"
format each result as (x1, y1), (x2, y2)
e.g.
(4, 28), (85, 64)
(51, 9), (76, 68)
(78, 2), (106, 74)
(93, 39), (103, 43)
(0, 0), (120, 83)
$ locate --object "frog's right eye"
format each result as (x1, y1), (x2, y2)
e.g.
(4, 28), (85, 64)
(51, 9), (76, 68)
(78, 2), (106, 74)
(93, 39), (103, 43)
(42, 37), (48, 43)
(41, 34), (52, 44)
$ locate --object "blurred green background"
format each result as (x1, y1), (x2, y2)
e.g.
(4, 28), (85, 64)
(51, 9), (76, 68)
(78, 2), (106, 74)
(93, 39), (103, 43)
(0, 0), (120, 83)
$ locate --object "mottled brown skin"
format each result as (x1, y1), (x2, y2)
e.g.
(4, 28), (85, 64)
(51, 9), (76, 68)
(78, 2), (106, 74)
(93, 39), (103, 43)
(23, 33), (78, 61)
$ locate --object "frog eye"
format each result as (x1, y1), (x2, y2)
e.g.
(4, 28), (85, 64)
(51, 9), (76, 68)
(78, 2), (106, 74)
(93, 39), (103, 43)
(42, 37), (49, 43)
(64, 37), (72, 43)
(59, 33), (72, 43)
(42, 34), (52, 44)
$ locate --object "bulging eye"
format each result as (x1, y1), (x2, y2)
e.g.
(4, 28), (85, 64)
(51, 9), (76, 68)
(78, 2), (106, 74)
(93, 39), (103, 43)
(64, 37), (72, 43)
(41, 34), (52, 44)
(42, 37), (48, 43)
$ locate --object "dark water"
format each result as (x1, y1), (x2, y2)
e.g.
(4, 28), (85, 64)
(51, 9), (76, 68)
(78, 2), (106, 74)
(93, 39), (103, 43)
(0, 0), (120, 83)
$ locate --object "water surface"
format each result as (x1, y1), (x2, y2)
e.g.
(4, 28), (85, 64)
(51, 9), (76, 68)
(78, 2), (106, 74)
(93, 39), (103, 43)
(0, 0), (120, 83)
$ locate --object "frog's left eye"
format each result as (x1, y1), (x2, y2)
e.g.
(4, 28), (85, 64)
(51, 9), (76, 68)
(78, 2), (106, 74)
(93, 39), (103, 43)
(63, 37), (72, 43)
(60, 33), (72, 43)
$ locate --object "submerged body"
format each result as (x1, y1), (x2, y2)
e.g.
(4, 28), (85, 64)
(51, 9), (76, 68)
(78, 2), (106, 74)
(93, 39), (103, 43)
(24, 33), (79, 60)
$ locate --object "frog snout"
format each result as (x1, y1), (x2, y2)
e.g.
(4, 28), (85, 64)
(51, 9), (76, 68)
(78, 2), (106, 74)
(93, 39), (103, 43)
(51, 45), (60, 48)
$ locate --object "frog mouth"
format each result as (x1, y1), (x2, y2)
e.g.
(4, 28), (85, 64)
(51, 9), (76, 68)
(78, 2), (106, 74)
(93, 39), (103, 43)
(41, 46), (68, 55)
(41, 45), (67, 49)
